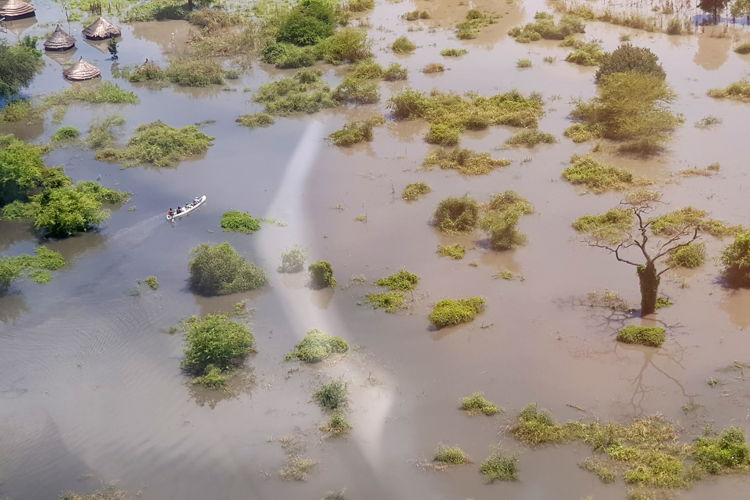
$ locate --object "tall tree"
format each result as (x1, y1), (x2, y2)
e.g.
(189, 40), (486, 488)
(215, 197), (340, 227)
(573, 190), (733, 316)
(700, 0), (730, 22)
(0, 40), (43, 100)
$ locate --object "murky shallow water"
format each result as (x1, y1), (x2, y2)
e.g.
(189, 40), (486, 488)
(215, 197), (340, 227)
(2, 0), (750, 498)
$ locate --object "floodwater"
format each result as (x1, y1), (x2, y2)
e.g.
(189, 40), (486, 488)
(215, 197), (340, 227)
(2, 0), (750, 498)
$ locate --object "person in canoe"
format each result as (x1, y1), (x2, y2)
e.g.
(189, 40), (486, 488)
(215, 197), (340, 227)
(167, 208), (174, 218)
(193, 196), (201, 205)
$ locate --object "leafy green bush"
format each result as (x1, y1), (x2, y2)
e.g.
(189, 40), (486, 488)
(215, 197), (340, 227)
(221, 211), (261, 234)
(565, 41), (607, 66)
(96, 121), (214, 168)
(508, 12), (585, 42)
(434, 197), (479, 232)
(460, 392), (502, 415)
(45, 82), (138, 106)
(143, 275), (159, 290)
(314, 379), (348, 411)
(348, 59), (383, 79)
(429, 297), (485, 328)
(261, 42), (316, 68)
(480, 191), (533, 250)
(456, 9), (497, 39)
(595, 44), (666, 83)
(236, 113), (275, 128)
(166, 58), (225, 87)
(309, 260), (336, 288)
(694, 427), (750, 474)
(424, 148), (511, 175)
(383, 63), (408, 81)
(437, 243), (465, 259)
(722, 232), (750, 287)
(441, 48), (467, 57)
(333, 77), (379, 103)
(52, 126), (80, 142)
(316, 27), (372, 64)
(127, 60), (166, 82)
(425, 124), (460, 146)
(279, 246), (306, 273)
(0, 246), (66, 292)
(480, 451), (518, 481)
(562, 155), (635, 193)
(391, 36), (416, 54)
(402, 182), (431, 201)
(374, 269), (419, 291)
(323, 412), (351, 436)
(505, 129), (556, 147)
(422, 63), (445, 73)
(188, 242), (266, 296)
(616, 325), (666, 347)
(276, 0), (335, 46)
(286, 328), (349, 362)
(0, 40), (43, 99)
(182, 314), (254, 375)
(192, 364), (229, 388)
(365, 292), (405, 313)
(433, 445), (469, 464)
(708, 80), (750, 101)
(86, 115), (125, 150)
(669, 242), (705, 268)
(254, 69), (337, 115)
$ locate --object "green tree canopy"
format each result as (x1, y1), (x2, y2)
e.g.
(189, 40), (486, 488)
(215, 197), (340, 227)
(181, 314), (255, 374)
(700, 0), (730, 21)
(0, 135), (69, 206)
(189, 242), (267, 296)
(595, 44), (666, 83)
(0, 39), (43, 99)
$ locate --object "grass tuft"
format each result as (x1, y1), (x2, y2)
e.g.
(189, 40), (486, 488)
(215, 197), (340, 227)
(433, 445), (470, 464)
(480, 450), (519, 481)
(314, 379), (348, 411)
(441, 48), (467, 57)
(286, 329), (348, 362)
(460, 392), (502, 416)
(707, 80), (750, 101)
(374, 270), (419, 291)
(562, 155), (636, 193)
(437, 243), (465, 260)
(402, 182), (431, 201)
(391, 36), (416, 54)
(505, 129), (556, 147)
(236, 113), (275, 128)
(424, 148), (510, 175)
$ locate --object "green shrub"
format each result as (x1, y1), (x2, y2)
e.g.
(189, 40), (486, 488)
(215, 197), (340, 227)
(456, 9), (497, 39)
(433, 445), (469, 464)
(669, 242), (705, 268)
(236, 113), (275, 128)
(562, 155), (635, 193)
(508, 12), (585, 42)
(666, 17), (682, 35)
(127, 60), (166, 82)
(286, 329), (349, 362)
(348, 59), (384, 79)
(165, 58), (224, 87)
(0, 246), (66, 292)
(374, 269), (419, 291)
(382, 63), (408, 81)
(309, 260), (336, 288)
(262, 42), (316, 68)
(424, 148), (510, 175)
(437, 244), (465, 259)
(505, 129), (556, 147)
(188, 242), (266, 296)
(735, 43), (750, 54)
(425, 124), (460, 146)
(422, 63), (445, 73)
(429, 297), (485, 328)
(511, 403), (570, 445)
(276, 0), (336, 46)
(441, 48), (467, 57)
(616, 326), (666, 347)
(192, 364), (229, 388)
(565, 41), (607, 66)
(123, 0), (186, 22)
(722, 232), (750, 286)
(279, 246), (306, 273)
(480, 451), (518, 481)
(314, 379), (348, 411)
(86, 115), (125, 150)
(97, 121), (214, 168)
(365, 292), (405, 313)
(182, 314), (255, 374)
(460, 392), (502, 415)
(52, 126), (80, 142)
(323, 412), (351, 436)
(316, 27), (372, 64)
(44, 82), (138, 106)
(595, 44), (666, 83)
(221, 211), (261, 234)
(391, 36), (416, 54)
(623, 452), (686, 487)
(694, 427), (750, 474)
(0, 40), (43, 99)
(402, 182), (431, 201)
(0, 99), (39, 123)
(434, 197), (479, 232)
(708, 80), (750, 101)
(254, 69), (337, 115)
(480, 191), (533, 250)
(516, 58), (532, 68)
(143, 275), (159, 290)
(564, 123), (601, 143)
(333, 77), (379, 103)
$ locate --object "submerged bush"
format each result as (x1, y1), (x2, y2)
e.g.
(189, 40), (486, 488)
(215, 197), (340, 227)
(404, 9), (430, 20)
(595, 44), (666, 83)
(434, 197), (479, 232)
(480, 191), (533, 250)
(254, 69), (337, 115)
(44, 82), (138, 106)
(402, 181), (431, 201)
(460, 392), (502, 416)
(508, 12), (585, 42)
(286, 328), (349, 362)
(348, 59), (384, 79)
(192, 365), (228, 388)
(166, 58), (225, 87)
(143, 275), (159, 290)
(669, 242), (706, 268)
(425, 124), (460, 146)
(424, 148), (510, 175)
(316, 27), (372, 64)
(722, 232), (750, 287)
(562, 155), (635, 193)
(694, 427), (750, 474)
(314, 379), (348, 411)
(333, 77), (379, 104)
(429, 297), (485, 328)
(437, 243), (465, 259)
(188, 242), (266, 296)
(182, 314), (255, 375)
(221, 211), (261, 234)
(365, 292), (405, 313)
(707, 80), (750, 101)
(565, 41), (607, 66)
(97, 121), (213, 168)
(127, 60), (166, 82)
(236, 113), (275, 128)
(433, 445), (469, 464)
(391, 36), (416, 54)
(262, 41), (316, 68)
(616, 325), (666, 347)
(735, 43), (750, 55)
(516, 58), (532, 68)
(51, 126), (80, 142)
(505, 129), (556, 147)
(309, 260), (336, 288)
(279, 246), (306, 273)
(480, 451), (518, 482)
(123, 0), (187, 22)
(382, 63), (407, 81)
(86, 115), (125, 150)
(323, 412), (351, 436)
(0, 246), (65, 292)
(441, 48), (467, 57)
(422, 63), (445, 73)
(374, 269), (419, 291)
(456, 9), (497, 39)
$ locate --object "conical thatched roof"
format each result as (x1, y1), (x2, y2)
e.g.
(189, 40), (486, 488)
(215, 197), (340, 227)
(82, 17), (121, 40)
(63, 58), (101, 81)
(44, 25), (76, 51)
(0, 0), (35, 20)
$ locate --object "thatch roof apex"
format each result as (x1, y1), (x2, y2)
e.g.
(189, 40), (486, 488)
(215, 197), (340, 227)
(63, 57), (101, 81)
(0, 0), (36, 20)
(44, 24), (76, 51)
(82, 17), (121, 40)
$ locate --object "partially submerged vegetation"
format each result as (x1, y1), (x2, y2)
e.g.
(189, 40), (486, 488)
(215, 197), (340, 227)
(509, 12), (585, 43)
(722, 232), (750, 287)
(437, 243), (465, 260)
(279, 246), (306, 273)
(480, 450), (518, 482)
(314, 379), (348, 411)
(333, 76), (379, 104)
(429, 297), (485, 328)
(480, 191), (534, 250)
(366, 270), (419, 313)
(434, 197), (479, 233)
(0, 38), (43, 100)
(221, 211), (261, 234)
(254, 69), (337, 115)
(562, 155), (637, 193)
(236, 113), (275, 128)
(669, 242), (706, 268)
(365, 292), (405, 313)
(309, 260), (336, 288)
(433, 445), (470, 465)
(391, 36), (416, 54)
(456, 9), (498, 39)
(441, 48), (467, 57)
(402, 182), (431, 201)
(188, 242), (266, 296)
(285, 329), (348, 362)
(616, 325), (666, 347)
(0, 247), (66, 292)
(423, 148), (510, 176)
(504, 129), (556, 147)
(564, 40), (606, 66)
(707, 80), (750, 101)
(165, 58), (225, 87)
(422, 63), (445, 74)
(86, 115), (125, 150)
(97, 121), (214, 168)
(328, 116), (384, 146)
(460, 392), (502, 416)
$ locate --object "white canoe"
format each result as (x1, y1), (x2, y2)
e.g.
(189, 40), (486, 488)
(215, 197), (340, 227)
(167, 195), (206, 221)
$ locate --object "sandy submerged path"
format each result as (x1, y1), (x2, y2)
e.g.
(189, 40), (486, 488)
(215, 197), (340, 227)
(2, 0), (750, 498)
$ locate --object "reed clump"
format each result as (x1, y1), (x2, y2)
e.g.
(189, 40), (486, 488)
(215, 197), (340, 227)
(423, 148), (510, 175)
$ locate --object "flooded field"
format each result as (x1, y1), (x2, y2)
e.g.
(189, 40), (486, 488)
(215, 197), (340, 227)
(2, 0), (750, 498)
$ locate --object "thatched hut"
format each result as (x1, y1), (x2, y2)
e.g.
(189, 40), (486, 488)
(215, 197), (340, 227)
(82, 17), (121, 40)
(44, 25), (76, 51)
(63, 58), (101, 81)
(0, 0), (35, 20)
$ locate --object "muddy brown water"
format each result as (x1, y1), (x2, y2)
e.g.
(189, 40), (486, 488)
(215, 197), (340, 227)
(2, 0), (750, 498)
